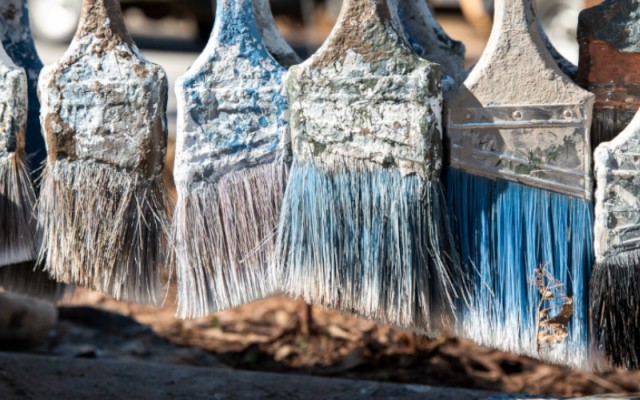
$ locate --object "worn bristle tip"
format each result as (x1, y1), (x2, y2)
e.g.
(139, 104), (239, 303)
(0, 262), (68, 302)
(37, 160), (171, 305)
(446, 169), (594, 369)
(591, 258), (640, 370)
(0, 153), (37, 267)
(174, 162), (288, 319)
(275, 159), (465, 333)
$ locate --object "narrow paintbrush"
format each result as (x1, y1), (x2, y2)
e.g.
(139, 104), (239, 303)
(253, 0), (301, 67)
(0, 40), (34, 267)
(397, 0), (465, 85)
(275, 0), (463, 333)
(577, 0), (640, 148)
(0, 0), (67, 301)
(37, 0), (171, 304)
(593, 110), (640, 370)
(446, 0), (594, 368)
(173, 0), (289, 318)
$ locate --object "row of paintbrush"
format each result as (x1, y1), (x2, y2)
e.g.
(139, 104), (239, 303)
(0, 0), (637, 373)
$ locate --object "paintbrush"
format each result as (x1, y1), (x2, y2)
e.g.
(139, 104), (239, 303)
(446, 0), (595, 368)
(173, 0), (289, 318)
(37, 0), (171, 304)
(397, 0), (465, 86)
(275, 0), (464, 332)
(577, 0), (640, 149)
(593, 110), (640, 370)
(0, 39), (35, 268)
(0, 0), (68, 301)
(253, 0), (301, 67)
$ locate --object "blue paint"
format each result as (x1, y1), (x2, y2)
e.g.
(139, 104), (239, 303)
(1, 2), (47, 185)
(446, 168), (593, 361)
(276, 160), (461, 329)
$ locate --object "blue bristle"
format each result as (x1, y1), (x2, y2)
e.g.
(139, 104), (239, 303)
(276, 159), (463, 332)
(446, 168), (593, 369)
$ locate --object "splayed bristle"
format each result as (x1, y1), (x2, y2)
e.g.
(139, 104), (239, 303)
(173, 162), (288, 319)
(591, 257), (640, 370)
(275, 159), (464, 333)
(591, 107), (637, 149)
(0, 262), (68, 302)
(0, 152), (37, 267)
(37, 159), (171, 305)
(447, 168), (594, 369)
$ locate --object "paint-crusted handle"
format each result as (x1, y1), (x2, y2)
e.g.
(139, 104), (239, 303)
(174, 0), (288, 188)
(446, 0), (594, 200)
(398, 0), (465, 85)
(594, 110), (640, 262)
(0, 0), (47, 179)
(38, 0), (168, 178)
(0, 45), (27, 158)
(287, 0), (443, 179)
(253, 0), (301, 67)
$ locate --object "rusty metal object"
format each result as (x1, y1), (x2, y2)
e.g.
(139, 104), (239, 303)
(577, 0), (640, 148)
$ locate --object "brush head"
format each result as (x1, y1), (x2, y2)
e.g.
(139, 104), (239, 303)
(0, 0), (47, 181)
(277, 0), (465, 332)
(593, 110), (640, 369)
(37, 0), (170, 304)
(577, 1), (640, 148)
(446, 0), (594, 200)
(173, 0), (289, 317)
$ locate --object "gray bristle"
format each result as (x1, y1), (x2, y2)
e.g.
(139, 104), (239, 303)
(37, 159), (171, 305)
(0, 262), (69, 302)
(591, 255), (640, 370)
(274, 159), (465, 333)
(591, 108), (637, 149)
(173, 162), (288, 319)
(0, 152), (37, 267)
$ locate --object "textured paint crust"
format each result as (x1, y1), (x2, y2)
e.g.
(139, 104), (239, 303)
(288, 0), (443, 180)
(0, 50), (27, 159)
(174, 0), (289, 189)
(39, 6), (168, 178)
(447, 0), (594, 200)
(594, 111), (640, 262)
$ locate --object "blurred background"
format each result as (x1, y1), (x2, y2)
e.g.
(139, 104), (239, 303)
(20, 0), (640, 397)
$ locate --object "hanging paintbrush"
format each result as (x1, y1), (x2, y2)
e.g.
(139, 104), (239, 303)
(593, 110), (640, 370)
(0, 0), (67, 301)
(253, 0), (301, 67)
(397, 0), (465, 86)
(275, 0), (464, 332)
(173, 0), (289, 318)
(577, 0), (640, 148)
(0, 39), (35, 267)
(37, 0), (171, 304)
(446, 0), (594, 368)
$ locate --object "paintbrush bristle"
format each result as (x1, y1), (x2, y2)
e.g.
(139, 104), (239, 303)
(591, 108), (637, 149)
(174, 162), (287, 318)
(591, 258), (640, 370)
(37, 160), (171, 305)
(447, 169), (593, 370)
(276, 159), (463, 332)
(0, 153), (37, 267)
(0, 262), (68, 302)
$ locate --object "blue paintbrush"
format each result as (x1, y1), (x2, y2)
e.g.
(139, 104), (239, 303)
(446, 0), (595, 368)
(173, 0), (289, 318)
